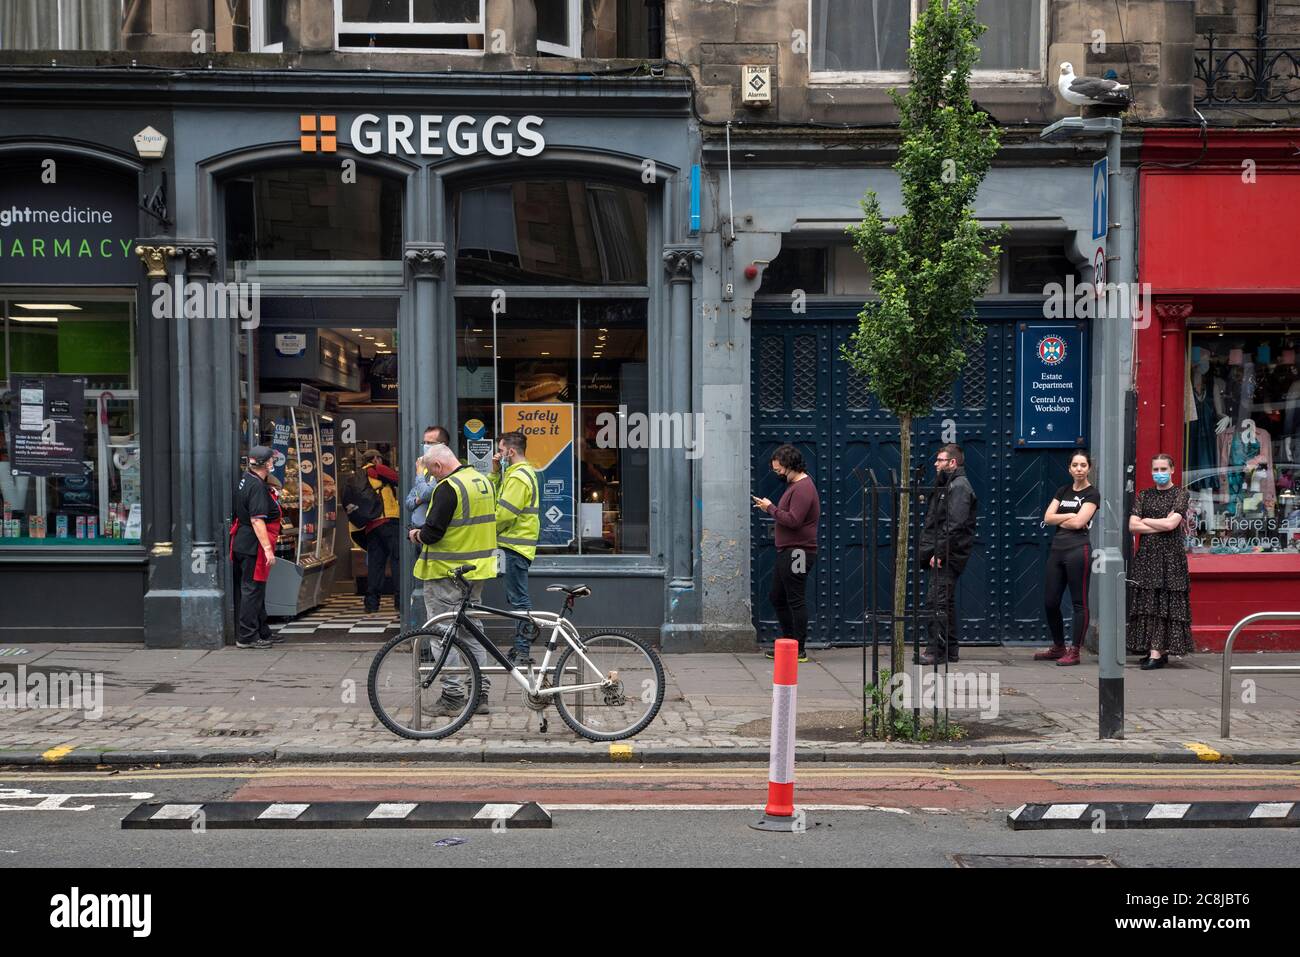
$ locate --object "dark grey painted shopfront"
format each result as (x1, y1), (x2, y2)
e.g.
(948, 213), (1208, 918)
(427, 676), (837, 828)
(0, 71), (701, 647)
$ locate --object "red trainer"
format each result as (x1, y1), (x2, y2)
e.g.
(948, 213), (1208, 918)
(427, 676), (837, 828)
(1033, 644), (1066, 661)
(1057, 645), (1082, 666)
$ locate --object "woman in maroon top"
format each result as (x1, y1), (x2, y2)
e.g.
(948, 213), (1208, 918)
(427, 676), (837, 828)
(754, 444), (821, 662)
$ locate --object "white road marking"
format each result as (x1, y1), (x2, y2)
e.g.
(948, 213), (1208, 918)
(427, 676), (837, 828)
(367, 803), (417, 820)
(1041, 804), (1089, 820)
(151, 804), (203, 820)
(1145, 803), (1191, 819)
(0, 788), (153, 811)
(1249, 802), (1294, 819)
(258, 803), (310, 820)
(473, 803), (523, 820)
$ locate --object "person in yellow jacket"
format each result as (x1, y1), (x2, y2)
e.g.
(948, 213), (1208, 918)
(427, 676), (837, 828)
(407, 443), (498, 715)
(491, 431), (542, 666)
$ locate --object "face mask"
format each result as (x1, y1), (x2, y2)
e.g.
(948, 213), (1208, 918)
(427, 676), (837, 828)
(1152, 471), (1172, 486)
(423, 444), (436, 458)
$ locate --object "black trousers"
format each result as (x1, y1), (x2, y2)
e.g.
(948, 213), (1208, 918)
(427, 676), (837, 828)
(770, 547), (818, 654)
(926, 565), (960, 657)
(1044, 542), (1091, 647)
(232, 552), (270, 644)
(365, 521), (400, 612)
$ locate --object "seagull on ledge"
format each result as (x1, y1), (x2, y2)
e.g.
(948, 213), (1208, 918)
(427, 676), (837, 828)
(1058, 62), (1131, 107)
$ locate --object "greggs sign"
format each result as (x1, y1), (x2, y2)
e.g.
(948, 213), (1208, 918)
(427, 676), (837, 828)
(300, 113), (545, 158)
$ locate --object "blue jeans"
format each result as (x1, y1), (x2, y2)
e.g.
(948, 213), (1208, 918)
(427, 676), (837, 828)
(501, 549), (537, 656)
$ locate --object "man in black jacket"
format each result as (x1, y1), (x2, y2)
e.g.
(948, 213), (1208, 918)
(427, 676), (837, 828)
(917, 444), (978, 665)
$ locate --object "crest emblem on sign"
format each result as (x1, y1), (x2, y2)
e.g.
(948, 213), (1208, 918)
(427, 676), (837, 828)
(1037, 336), (1066, 365)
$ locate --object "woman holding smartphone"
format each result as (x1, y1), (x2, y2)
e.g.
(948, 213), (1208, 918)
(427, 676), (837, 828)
(1036, 451), (1100, 666)
(753, 444), (820, 663)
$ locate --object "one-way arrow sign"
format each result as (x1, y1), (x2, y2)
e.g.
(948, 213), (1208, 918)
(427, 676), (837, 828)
(1092, 156), (1108, 241)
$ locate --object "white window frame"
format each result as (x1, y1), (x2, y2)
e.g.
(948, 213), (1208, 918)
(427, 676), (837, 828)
(536, 0), (582, 58)
(808, 0), (1047, 86)
(16, 0), (125, 51)
(333, 0), (486, 55)
(251, 0), (284, 52)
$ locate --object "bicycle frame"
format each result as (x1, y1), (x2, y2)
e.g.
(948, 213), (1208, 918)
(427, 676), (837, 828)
(416, 602), (615, 700)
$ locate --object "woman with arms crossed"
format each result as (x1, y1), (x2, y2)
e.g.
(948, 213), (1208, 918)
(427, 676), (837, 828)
(1037, 451), (1100, 666)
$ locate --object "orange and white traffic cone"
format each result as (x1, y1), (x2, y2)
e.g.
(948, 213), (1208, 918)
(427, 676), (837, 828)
(751, 638), (800, 832)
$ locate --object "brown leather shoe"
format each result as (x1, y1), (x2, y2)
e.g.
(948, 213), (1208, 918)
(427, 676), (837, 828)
(1034, 644), (1067, 661)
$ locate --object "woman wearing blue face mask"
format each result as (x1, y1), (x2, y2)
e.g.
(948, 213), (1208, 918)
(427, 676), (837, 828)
(1126, 453), (1193, 669)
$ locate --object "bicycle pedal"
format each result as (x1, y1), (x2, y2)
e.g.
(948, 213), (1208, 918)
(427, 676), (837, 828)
(539, 716), (548, 734)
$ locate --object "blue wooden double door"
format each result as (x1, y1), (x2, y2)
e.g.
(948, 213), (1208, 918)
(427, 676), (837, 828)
(750, 302), (1085, 646)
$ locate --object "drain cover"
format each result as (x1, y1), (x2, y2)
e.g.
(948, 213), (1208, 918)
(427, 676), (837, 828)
(953, 854), (1117, 868)
(198, 728), (263, 738)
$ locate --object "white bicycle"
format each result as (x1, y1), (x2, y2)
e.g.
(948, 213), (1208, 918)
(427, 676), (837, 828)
(368, 564), (665, 741)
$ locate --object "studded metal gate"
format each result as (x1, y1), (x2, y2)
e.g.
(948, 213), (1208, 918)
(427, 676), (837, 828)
(751, 302), (1084, 646)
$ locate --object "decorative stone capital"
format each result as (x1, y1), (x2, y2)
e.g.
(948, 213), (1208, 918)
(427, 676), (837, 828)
(172, 244), (218, 278)
(663, 246), (703, 281)
(404, 244), (447, 279)
(1154, 299), (1192, 330)
(135, 244), (176, 279)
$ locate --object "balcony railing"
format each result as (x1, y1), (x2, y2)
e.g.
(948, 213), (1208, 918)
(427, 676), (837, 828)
(1195, 31), (1300, 105)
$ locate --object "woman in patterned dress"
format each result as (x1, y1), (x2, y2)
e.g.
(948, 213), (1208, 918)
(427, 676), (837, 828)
(1126, 453), (1193, 669)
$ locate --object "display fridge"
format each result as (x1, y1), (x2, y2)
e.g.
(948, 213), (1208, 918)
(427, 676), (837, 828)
(259, 389), (337, 616)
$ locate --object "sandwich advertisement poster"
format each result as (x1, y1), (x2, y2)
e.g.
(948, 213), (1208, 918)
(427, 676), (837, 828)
(501, 403), (574, 547)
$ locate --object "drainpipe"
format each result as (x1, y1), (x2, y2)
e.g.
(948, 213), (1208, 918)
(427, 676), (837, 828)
(1254, 0), (1269, 102)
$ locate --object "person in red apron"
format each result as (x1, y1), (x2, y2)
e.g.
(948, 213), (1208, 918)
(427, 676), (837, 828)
(230, 446), (283, 648)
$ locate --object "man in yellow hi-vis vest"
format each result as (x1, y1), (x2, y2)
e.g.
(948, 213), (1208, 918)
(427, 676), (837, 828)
(492, 431), (541, 666)
(407, 443), (498, 714)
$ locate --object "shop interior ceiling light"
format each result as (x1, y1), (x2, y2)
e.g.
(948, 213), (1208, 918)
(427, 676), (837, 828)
(14, 303), (81, 310)
(12, 316), (59, 323)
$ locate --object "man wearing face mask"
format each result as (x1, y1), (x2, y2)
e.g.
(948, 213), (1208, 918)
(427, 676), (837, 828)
(917, 444), (979, 666)
(492, 431), (541, 666)
(406, 425), (451, 526)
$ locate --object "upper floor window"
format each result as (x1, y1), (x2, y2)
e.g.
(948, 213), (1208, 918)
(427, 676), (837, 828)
(335, 0), (485, 52)
(0, 0), (123, 51)
(810, 0), (1043, 81)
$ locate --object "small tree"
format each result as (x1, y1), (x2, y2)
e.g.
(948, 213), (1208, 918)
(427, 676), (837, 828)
(843, 0), (1004, 686)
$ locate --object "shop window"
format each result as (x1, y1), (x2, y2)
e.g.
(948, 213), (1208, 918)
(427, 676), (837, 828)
(1184, 330), (1300, 556)
(757, 247), (827, 296)
(454, 180), (647, 286)
(0, 298), (141, 547)
(224, 166), (403, 281)
(0, 0), (125, 51)
(454, 297), (649, 555)
(810, 0), (1043, 79)
(335, 0), (484, 51)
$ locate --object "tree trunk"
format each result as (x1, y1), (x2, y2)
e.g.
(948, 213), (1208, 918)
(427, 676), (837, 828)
(892, 413), (912, 685)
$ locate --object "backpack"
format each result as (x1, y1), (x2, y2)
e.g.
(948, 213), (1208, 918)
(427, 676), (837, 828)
(341, 469), (390, 528)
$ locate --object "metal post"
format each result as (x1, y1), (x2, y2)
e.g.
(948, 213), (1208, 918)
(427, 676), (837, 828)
(1097, 122), (1130, 739)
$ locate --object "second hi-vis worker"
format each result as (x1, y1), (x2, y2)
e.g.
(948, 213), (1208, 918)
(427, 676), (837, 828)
(493, 431), (541, 666)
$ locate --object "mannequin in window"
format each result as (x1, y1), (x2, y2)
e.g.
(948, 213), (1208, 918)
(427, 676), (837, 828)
(1217, 418), (1276, 518)
(1187, 355), (1219, 490)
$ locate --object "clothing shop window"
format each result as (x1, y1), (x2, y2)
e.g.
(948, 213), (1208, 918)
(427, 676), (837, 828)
(454, 297), (650, 555)
(1184, 329), (1300, 556)
(454, 180), (648, 286)
(223, 166), (403, 283)
(809, 0), (1043, 80)
(335, 0), (484, 51)
(0, 0), (124, 51)
(0, 298), (141, 547)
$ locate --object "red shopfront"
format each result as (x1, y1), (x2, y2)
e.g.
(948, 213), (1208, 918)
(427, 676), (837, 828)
(1138, 129), (1300, 651)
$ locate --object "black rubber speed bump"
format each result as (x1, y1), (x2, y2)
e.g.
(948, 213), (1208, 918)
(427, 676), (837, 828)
(1009, 801), (1299, 830)
(122, 801), (552, 829)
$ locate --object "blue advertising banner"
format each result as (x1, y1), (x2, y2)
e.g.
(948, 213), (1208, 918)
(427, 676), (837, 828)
(1015, 322), (1089, 448)
(269, 415), (292, 483)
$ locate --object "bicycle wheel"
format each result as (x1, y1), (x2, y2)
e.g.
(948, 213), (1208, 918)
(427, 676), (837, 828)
(552, 630), (665, 741)
(368, 626), (482, 740)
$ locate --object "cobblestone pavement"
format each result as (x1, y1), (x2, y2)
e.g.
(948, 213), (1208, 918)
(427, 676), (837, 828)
(1, 643), (1298, 761)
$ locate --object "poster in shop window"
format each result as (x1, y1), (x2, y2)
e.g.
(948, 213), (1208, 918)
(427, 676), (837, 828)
(7, 375), (87, 477)
(1015, 322), (1089, 449)
(501, 403), (573, 547)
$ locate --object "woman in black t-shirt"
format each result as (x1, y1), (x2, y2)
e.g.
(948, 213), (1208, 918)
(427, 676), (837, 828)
(1036, 451), (1101, 666)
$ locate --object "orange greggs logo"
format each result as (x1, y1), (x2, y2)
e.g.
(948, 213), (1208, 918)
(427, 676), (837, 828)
(299, 115), (337, 153)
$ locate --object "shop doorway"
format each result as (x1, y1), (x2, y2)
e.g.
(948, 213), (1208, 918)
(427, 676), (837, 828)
(245, 299), (401, 639)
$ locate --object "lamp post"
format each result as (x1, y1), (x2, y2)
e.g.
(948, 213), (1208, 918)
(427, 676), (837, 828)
(1041, 115), (1130, 739)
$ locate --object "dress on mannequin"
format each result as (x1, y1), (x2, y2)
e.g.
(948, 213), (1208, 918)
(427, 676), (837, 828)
(1188, 370), (1219, 490)
(1217, 422), (1275, 517)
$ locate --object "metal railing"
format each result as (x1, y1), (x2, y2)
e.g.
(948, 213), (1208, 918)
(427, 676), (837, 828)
(1220, 611), (1300, 738)
(1195, 31), (1300, 105)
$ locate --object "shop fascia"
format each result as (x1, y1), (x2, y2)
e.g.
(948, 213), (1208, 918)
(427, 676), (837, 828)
(349, 113), (545, 157)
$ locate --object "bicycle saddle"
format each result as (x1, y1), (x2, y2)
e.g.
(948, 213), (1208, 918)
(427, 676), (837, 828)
(547, 584), (591, 598)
